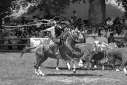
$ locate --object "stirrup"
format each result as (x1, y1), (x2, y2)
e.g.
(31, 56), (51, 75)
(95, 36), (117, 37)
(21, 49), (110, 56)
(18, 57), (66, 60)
(56, 51), (59, 55)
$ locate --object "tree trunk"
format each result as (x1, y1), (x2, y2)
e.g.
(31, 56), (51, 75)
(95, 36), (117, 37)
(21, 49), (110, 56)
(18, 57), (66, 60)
(0, 14), (3, 49)
(89, 0), (106, 25)
(0, 14), (2, 36)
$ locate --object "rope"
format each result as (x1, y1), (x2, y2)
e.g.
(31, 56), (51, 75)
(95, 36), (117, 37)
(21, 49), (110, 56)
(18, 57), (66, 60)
(2, 22), (53, 28)
(2, 19), (55, 28)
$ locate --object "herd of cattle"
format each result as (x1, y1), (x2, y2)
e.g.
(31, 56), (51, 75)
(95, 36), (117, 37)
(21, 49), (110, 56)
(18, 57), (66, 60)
(20, 29), (127, 76)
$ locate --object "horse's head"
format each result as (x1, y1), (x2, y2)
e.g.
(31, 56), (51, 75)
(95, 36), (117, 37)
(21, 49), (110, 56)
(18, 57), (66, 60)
(95, 42), (118, 51)
(69, 28), (84, 43)
(108, 43), (118, 49)
(92, 42), (103, 52)
(62, 28), (71, 40)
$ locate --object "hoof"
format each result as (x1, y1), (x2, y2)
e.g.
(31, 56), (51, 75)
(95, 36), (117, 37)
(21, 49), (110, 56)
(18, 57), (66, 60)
(116, 69), (120, 72)
(102, 69), (104, 71)
(69, 68), (72, 71)
(40, 73), (45, 76)
(73, 70), (76, 73)
(35, 72), (39, 75)
(56, 68), (60, 71)
(94, 65), (97, 68)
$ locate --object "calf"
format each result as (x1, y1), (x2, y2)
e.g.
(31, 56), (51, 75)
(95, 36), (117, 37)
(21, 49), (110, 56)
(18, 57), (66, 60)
(106, 47), (127, 75)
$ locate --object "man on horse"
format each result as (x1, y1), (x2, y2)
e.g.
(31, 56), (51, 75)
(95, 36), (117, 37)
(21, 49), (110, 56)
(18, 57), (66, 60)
(50, 20), (66, 56)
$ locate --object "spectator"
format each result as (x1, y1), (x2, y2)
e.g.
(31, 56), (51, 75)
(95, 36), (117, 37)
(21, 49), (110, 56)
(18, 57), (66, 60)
(106, 17), (113, 26)
(4, 33), (9, 50)
(113, 17), (121, 26)
(72, 10), (77, 26)
(10, 32), (17, 50)
(119, 31), (125, 37)
(70, 17), (74, 25)
(108, 33), (115, 43)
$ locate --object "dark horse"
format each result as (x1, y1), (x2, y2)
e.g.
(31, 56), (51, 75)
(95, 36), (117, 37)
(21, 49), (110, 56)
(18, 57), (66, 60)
(32, 28), (84, 76)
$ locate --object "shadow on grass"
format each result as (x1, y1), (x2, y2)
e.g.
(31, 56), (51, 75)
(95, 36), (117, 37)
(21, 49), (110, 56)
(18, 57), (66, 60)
(44, 66), (113, 71)
(46, 73), (103, 77)
(45, 66), (92, 70)
(45, 67), (70, 70)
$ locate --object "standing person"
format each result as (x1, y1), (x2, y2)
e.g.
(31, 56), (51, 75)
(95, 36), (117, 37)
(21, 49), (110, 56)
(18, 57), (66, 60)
(10, 32), (17, 50)
(108, 33), (115, 43)
(124, 29), (127, 42)
(70, 17), (74, 25)
(21, 17), (27, 25)
(106, 17), (113, 26)
(125, 19), (127, 27)
(73, 10), (77, 27)
(33, 16), (38, 22)
(113, 17), (121, 33)
(106, 17), (113, 31)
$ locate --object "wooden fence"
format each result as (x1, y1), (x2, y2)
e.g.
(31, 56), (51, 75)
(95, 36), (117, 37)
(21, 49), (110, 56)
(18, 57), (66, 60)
(0, 38), (30, 52)
(0, 37), (126, 52)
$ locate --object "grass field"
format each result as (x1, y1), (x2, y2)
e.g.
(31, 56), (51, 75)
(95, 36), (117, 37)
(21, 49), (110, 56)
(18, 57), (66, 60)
(0, 53), (127, 85)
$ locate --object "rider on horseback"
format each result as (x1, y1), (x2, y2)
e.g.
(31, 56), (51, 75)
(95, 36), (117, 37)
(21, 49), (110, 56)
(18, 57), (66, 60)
(51, 20), (66, 56)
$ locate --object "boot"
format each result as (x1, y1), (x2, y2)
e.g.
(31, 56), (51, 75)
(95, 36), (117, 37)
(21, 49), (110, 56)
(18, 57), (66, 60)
(54, 46), (59, 56)
(56, 50), (59, 55)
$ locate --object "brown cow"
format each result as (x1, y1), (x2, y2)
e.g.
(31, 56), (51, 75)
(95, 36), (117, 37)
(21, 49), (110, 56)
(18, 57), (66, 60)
(106, 47), (127, 75)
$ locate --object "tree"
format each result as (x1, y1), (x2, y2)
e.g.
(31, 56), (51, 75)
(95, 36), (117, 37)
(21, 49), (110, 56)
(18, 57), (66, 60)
(1, 0), (127, 25)
(70, 0), (106, 25)
(121, 1), (127, 19)
(88, 0), (105, 25)
(71, 0), (127, 25)
(0, 0), (13, 25)
(0, 0), (16, 39)
(27, 0), (71, 19)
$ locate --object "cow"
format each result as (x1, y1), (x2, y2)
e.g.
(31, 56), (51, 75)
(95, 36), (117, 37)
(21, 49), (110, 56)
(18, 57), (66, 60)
(91, 42), (118, 70)
(106, 47), (127, 75)
(78, 42), (118, 70)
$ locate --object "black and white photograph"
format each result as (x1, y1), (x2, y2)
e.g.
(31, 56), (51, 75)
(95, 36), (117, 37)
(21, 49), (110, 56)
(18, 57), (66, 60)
(0, 0), (127, 85)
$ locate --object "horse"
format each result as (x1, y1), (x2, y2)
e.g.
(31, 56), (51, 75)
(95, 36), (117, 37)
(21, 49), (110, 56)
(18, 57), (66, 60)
(20, 22), (69, 70)
(20, 29), (70, 70)
(31, 28), (84, 76)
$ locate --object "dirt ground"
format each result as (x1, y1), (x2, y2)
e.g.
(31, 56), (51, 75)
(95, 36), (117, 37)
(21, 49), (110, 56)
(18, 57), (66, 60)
(0, 53), (127, 85)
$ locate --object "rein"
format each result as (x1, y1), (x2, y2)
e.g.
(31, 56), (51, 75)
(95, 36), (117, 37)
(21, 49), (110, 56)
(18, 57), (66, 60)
(70, 30), (81, 42)
(63, 30), (82, 60)
(64, 30), (82, 51)
(64, 39), (75, 61)
(65, 39), (74, 52)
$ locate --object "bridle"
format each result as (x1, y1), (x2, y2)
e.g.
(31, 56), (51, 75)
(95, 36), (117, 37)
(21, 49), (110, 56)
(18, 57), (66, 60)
(70, 30), (82, 43)
(62, 29), (83, 60)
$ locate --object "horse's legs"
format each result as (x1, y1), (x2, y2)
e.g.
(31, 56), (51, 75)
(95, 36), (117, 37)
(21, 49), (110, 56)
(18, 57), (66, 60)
(34, 56), (48, 76)
(72, 60), (76, 73)
(78, 59), (83, 68)
(34, 67), (39, 75)
(110, 58), (116, 71)
(34, 62), (40, 75)
(66, 61), (71, 70)
(113, 59), (119, 71)
(56, 59), (60, 70)
(102, 64), (105, 70)
(120, 60), (127, 75)
(34, 59), (45, 76)
(93, 61), (97, 69)
(88, 55), (93, 69)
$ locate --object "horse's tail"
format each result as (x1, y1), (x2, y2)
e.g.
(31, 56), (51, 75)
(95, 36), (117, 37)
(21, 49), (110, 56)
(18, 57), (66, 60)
(20, 46), (36, 58)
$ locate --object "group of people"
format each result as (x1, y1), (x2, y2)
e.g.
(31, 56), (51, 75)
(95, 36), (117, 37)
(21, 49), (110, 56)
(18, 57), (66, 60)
(1, 10), (127, 51)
